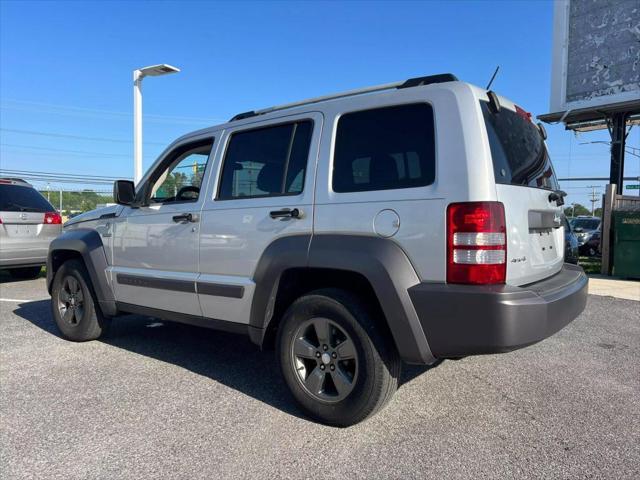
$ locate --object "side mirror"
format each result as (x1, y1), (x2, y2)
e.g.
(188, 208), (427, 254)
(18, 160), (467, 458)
(113, 180), (136, 206)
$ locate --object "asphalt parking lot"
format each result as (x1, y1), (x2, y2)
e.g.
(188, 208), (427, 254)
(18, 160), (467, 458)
(1, 277), (638, 479)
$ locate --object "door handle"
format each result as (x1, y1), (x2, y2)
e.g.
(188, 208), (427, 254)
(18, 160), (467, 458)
(269, 208), (302, 219)
(172, 213), (198, 223)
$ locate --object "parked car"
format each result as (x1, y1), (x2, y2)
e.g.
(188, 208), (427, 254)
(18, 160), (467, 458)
(564, 216), (579, 264)
(570, 216), (601, 256)
(47, 74), (588, 426)
(0, 178), (62, 279)
(582, 229), (601, 257)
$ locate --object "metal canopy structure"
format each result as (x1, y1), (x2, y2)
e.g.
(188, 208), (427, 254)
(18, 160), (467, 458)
(538, 0), (640, 195)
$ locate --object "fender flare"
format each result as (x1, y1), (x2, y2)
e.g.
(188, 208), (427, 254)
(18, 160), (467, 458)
(47, 228), (117, 316)
(249, 234), (435, 365)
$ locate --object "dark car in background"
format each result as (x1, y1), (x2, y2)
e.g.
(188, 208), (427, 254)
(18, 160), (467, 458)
(582, 229), (601, 257)
(0, 178), (62, 279)
(564, 216), (579, 264)
(570, 216), (601, 257)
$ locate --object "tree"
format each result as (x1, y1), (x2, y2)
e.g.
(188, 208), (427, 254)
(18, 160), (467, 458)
(564, 203), (591, 217)
(38, 190), (113, 213)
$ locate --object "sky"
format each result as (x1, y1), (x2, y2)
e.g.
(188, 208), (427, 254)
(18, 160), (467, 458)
(1, 0), (638, 209)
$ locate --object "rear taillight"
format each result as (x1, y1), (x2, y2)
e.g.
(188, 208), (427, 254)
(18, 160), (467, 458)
(44, 212), (62, 225)
(447, 202), (506, 284)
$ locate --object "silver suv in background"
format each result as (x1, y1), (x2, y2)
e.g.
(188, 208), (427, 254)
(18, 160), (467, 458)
(0, 178), (62, 279)
(570, 216), (601, 256)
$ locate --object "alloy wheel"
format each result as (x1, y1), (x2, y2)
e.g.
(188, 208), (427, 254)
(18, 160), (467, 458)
(57, 275), (85, 326)
(290, 317), (358, 402)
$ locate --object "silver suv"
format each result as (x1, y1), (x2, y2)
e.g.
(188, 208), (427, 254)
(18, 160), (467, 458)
(0, 178), (62, 279)
(47, 74), (588, 426)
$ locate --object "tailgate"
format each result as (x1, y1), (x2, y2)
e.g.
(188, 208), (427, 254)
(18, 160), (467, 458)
(497, 184), (564, 286)
(0, 211), (54, 250)
(480, 95), (564, 286)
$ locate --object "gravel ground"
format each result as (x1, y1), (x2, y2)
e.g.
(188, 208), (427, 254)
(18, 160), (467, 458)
(1, 277), (638, 479)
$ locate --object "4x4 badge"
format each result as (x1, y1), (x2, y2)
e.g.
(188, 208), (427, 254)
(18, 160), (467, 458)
(510, 256), (527, 263)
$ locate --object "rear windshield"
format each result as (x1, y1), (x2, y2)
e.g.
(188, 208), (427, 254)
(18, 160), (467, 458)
(481, 101), (558, 190)
(571, 218), (600, 230)
(0, 184), (54, 212)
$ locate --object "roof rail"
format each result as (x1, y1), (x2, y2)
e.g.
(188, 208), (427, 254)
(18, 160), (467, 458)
(0, 177), (29, 185)
(229, 73), (458, 122)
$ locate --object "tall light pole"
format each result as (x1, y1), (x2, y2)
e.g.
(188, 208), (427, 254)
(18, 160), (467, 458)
(133, 64), (180, 184)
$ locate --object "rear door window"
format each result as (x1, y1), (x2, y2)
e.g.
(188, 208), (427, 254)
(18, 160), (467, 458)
(0, 184), (55, 212)
(481, 101), (558, 190)
(332, 103), (436, 193)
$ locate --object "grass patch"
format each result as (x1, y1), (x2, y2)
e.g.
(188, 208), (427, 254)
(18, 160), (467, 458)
(579, 256), (601, 275)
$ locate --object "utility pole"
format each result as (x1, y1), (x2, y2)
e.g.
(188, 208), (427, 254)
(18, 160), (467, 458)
(608, 112), (628, 195)
(587, 185), (599, 215)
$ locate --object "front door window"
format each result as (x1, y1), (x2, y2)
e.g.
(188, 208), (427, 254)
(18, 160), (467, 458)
(149, 141), (213, 204)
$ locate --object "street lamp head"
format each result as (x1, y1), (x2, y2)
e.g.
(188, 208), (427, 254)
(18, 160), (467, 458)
(136, 64), (180, 79)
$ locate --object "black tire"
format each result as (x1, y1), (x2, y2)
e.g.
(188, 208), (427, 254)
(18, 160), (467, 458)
(8, 266), (42, 280)
(50, 259), (110, 341)
(277, 288), (401, 427)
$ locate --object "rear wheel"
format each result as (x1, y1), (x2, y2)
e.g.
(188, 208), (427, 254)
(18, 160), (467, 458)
(8, 266), (42, 280)
(51, 259), (110, 341)
(277, 288), (400, 427)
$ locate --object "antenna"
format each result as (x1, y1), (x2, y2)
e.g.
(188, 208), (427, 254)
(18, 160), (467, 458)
(485, 66), (500, 90)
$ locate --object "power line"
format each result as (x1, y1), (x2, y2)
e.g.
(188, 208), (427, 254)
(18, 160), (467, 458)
(1, 143), (130, 157)
(5, 177), (116, 185)
(0, 169), (128, 185)
(0, 128), (165, 146)
(0, 169), (127, 180)
(1, 175), (118, 185)
(558, 176), (640, 181)
(1, 99), (223, 125)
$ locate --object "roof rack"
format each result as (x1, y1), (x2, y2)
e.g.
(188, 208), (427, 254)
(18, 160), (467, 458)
(229, 73), (458, 122)
(0, 177), (29, 185)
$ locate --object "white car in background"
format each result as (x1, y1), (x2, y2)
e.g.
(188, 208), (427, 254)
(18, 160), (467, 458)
(0, 178), (62, 279)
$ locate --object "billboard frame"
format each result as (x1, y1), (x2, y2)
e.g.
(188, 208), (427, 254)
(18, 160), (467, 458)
(542, 0), (640, 127)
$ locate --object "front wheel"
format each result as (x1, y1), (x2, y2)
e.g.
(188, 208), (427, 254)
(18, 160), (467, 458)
(51, 259), (110, 341)
(277, 288), (400, 427)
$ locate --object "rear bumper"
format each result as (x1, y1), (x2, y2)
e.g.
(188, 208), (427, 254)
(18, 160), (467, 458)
(0, 248), (47, 268)
(409, 264), (588, 358)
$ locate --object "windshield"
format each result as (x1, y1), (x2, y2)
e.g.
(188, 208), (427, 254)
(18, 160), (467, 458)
(0, 184), (54, 212)
(571, 218), (600, 230)
(481, 101), (558, 190)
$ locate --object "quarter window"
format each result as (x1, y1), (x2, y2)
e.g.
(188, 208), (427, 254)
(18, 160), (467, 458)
(332, 103), (436, 193)
(218, 121), (312, 200)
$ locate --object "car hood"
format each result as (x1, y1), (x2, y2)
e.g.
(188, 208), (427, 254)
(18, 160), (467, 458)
(64, 205), (122, 227)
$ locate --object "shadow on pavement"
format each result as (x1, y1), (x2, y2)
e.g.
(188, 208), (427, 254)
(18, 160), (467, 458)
(13, 299), (439, 421)
(0, 269), (46, 283)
